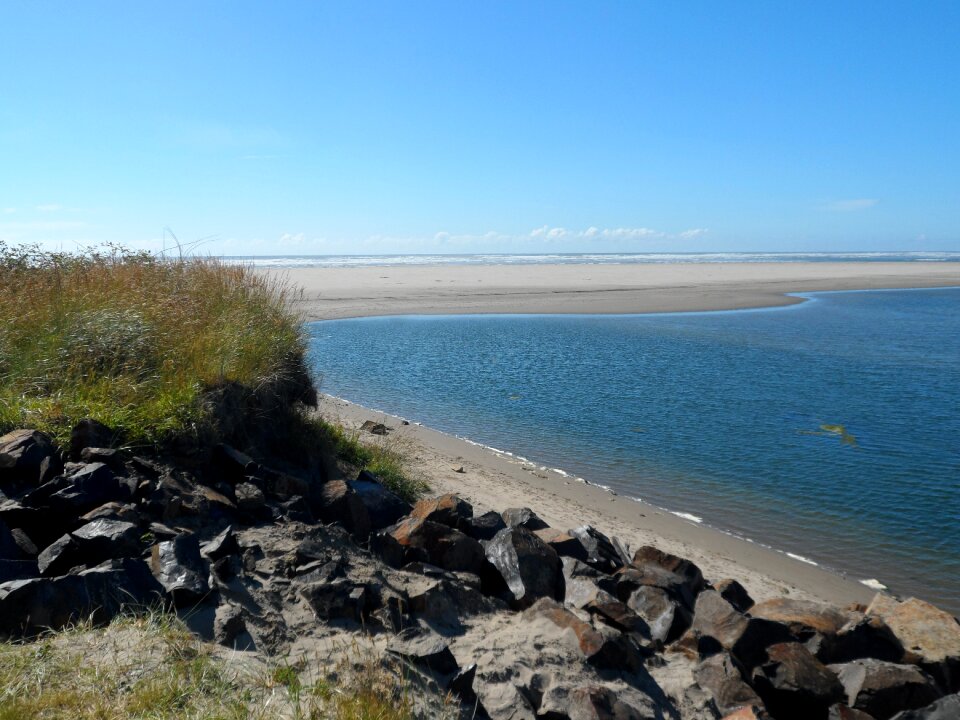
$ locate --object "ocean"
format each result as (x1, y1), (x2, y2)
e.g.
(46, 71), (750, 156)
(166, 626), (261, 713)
(306, 286), (960, 612)
(237, 251), (960, 268)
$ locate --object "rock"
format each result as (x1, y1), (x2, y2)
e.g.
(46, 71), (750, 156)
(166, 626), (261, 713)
(716, 579), (755, 613)
(583, 589), (652, 638)
(81, 502), (138, 524)
(633, 545), (706, 595)
(0, 559), (38, 583)
(214, 603), (246, 647)
(818, 615), (905, 665)
(79, 447), (124, 470)
(349, 472), (411, 529)
(72, 518), (141, 558)
(626, 584), (692, 643)
(0, 429), (56, 486)
(721, 708), (772, 720)
(201, 526), (239, 561)
(537, 684), (655, 720)
(386, 627), (459, 675)
(69, 419), (115, 460)
(867, 597), (960, 692)
(534, 528), (590, 562)
(751, 598), (851, 641)
(569, 525), (630, 573)
(890, 694), (960, 719)
(48, 462), (127, 514)
(410, 493), (473, 529)
(561, 557), (618, 608)
(37, 535), (83, 576)
(406, 577), (504, 625)
(501, 507), (549, 531)
(360, 420), (389, 435)
(0, 558), (162, 637)
(614, 563), (700, 611)
(0, 520), (30, 560)
(751, 642), (845, 720)
(829, 659), (941, 720)
(828, 705), (877, 720)
(680, 590), (793, 669)
(387, 517), (486, 573)
(530, 598), (646, 672)
(369, 528), (406, 568)
(300, 580), (369, 622)
(484, 526), (562, 608)
(149, 534), (209, 606)
(320, 480), (371, 539)
(694, 652), (763, 717)
(447, 663), (477, 701)
(234, 481), (267, 513)
(462, 510), (507, 541)
(213, 444), (259, 482)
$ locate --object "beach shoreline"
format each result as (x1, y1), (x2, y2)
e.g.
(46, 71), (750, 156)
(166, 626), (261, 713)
(294, 261), (960, 609)
(318, 393), (880, 609)
(267, 261), (960, 321)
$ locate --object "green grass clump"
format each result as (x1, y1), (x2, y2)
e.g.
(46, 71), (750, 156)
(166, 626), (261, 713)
(0, 612), (427, 720)
(311, 417), (428, 503)
(0, 242), (309, 448)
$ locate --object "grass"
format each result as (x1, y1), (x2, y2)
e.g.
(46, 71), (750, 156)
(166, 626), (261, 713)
(0, 243), (310, 448)
(0, 612), (434, 720)
(313, 417), (428, 503)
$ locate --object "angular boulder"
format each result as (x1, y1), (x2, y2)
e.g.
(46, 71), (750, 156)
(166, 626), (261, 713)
(537, 684), (656, 720)
(633, 545), (706, 595)
(716, 578), (755, 613)
(534, 528), (590, 562)
(149, 534), (209, 606)
(829, 659), (941, 720)
(320, 480), (371, 539)
(349, 472), (411, 529)
(462, 509), (507, 541)
(300, 580), (369, 622)
(694, 652), (763, 717)
(751, 597), (851, 641)
(501, 507), (549, 531)
(867, 597), (960, 692)
(410, 492), (472, 529)
(889, 694), (960, 720)
(485, 526), (562, 608)
(583, 589), (652, 638)
(570, 525), (630, 573)
(817, 615), (905, 665)
(0, 429), (55, 486)
(386, 627), (459, 675)
(627, 584), (693, 643)
(38, 519), (140, 576)
(69, 419), (115, 460)
(750, 642), (845, 720)
(384, 516), (486, 574)
(561, 557), (618, 608)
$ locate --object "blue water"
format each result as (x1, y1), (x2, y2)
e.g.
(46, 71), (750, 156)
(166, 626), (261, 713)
(307, 288), (960, 611)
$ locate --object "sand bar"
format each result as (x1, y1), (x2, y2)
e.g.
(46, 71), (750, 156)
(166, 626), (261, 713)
(270, 261), (960, 320)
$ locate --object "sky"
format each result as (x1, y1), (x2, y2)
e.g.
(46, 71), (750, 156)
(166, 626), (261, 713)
(1, 2), (958, 256)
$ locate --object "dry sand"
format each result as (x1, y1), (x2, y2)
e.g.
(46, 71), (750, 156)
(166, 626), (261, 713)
(271, 261), (960, 320)
(289, 261), (960, 608)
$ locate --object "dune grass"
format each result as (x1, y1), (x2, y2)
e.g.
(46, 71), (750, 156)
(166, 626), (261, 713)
(0, 611), (428, 720)
(0, 243), (308, 448)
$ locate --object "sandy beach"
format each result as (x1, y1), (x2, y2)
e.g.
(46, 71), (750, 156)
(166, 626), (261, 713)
(271, 261), (960, 321)
(291, 261), (960, 609)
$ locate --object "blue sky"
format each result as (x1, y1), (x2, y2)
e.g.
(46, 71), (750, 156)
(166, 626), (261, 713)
(1, 2), (958, 255)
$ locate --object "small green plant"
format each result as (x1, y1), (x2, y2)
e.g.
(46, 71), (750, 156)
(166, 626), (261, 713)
(313, 417), (427, 502)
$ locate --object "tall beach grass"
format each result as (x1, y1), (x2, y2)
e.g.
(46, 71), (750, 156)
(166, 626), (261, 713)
(0, 243), (309, 447)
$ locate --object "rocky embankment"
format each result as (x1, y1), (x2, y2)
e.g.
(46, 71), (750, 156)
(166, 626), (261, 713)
(1, 425), (959, 720)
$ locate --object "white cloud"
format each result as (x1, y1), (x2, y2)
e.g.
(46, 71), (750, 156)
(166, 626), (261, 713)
(531, 226), (665, 241)
(824, 198), (879, 212)
(35, 204), (62, 212)
(678, 228), (709, 238)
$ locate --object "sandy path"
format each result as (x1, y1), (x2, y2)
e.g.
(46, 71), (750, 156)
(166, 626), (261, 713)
(267, 262), (960, 320)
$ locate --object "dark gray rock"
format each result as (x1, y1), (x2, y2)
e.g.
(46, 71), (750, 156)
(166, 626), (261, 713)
(149, 534), (209, 606)
(561, 557), (618, 608)
(79, 447), (125, 470)
(501, 507), (549, 531)
(462, 510), (507, 541)
(349, 472), (411, 529)
(387, 516), (486, 574)
(716, 578), (755, 613)
(534, 528), (590, 562)
(627, 584), (692, 643)
(751, 642), (845, 720)
(213, 444), (259, 482)
(234, 482), (266, 512)
(538, 684), (654, 720)
(69, 419), (115, 460)
(484, 526), (562, 609)
(37, 534), (82, 576)
(72, 518), (141, 559)
(49, 462), (127, 514)
(828, 705), (878, 720)
(386, 627), (459, 675)
(320, 480), (371, 540)
(214, 603), (246, 647)
(583, 589), (652, 638)
(817, 615), (905, 665)
(0, 429), (56, 486)
(632, 545), (705, 595)
(829, 659), (941, 720)
(300, 580), (369, 621)
(0, 520), (30, 560)
(447, 663), (477, 701)
(0, 558), (163, 638)
(615, 563), (699, 611)
(890, 694), (960, 720)
(694, 652), (763, 717)
(568, 525), (630, 573)
(751, 598), (852, 642)
(201, 526), (239, 561)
